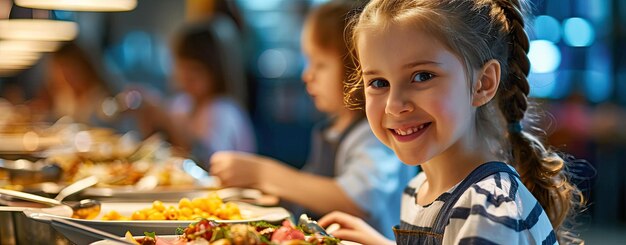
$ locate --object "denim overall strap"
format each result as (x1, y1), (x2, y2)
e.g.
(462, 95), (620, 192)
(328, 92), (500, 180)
(431, 161), (520, 234)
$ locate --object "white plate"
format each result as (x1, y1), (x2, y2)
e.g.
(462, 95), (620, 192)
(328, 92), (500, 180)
(26, 202), (290, 244)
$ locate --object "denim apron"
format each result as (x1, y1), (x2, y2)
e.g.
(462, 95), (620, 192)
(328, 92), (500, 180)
(393, 161), (519, 244)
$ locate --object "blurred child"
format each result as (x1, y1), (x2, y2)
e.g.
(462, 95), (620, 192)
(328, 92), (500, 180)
(135, 19), (256, 161)
(210, 0), (416, 238)
(318, 0), (584, 244)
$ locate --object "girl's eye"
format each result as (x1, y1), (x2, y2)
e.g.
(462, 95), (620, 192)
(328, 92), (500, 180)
(412, 72), (435, 83)
(368, 79), (389, 88)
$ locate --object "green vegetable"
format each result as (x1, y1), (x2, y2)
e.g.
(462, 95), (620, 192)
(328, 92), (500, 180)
(211, 226), (229, 241)
(249, 221), (278, 229)
(175, 226), (185, 235)
(144, 231), (156, 239)
(322, 236), (342, 245)
(259, 234), (271, 244)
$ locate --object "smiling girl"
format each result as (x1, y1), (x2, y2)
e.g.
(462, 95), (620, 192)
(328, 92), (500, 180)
(319, 0), (583, 244)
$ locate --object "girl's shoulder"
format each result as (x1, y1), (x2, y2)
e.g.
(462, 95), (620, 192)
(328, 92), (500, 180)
(445, 171), (556, 244)
(455, 170), (541, 219)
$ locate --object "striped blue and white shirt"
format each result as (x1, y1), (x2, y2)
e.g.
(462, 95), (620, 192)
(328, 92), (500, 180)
(400, 167), (557, 244)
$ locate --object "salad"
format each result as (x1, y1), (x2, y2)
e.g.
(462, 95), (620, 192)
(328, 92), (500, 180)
(124, 219), (340, 245)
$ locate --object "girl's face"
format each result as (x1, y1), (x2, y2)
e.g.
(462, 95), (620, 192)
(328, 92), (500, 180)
(358, 22), (477, 165)
(301, 22), (345, 115)
(174, 58), (213, 100)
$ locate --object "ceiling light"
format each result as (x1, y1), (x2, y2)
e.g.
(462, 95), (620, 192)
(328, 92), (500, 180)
(0, 19), (78, 41)
(15, 0), (137, 12)
(0, 50), (43, 67)
(0, 40), (60, 53)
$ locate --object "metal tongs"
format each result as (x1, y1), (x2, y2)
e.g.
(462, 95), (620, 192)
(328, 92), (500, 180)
(298, 213), (333, 237)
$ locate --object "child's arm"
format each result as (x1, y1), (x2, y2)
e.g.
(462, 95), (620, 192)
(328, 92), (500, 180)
(209, 151), (365, 217)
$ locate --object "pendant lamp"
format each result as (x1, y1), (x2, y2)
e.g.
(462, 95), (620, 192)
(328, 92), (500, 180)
(15, 0), (137, 12)
(0, 19), (78, 41)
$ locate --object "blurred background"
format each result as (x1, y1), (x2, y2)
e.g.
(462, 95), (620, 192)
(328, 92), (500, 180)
(0, 0), (625, 243)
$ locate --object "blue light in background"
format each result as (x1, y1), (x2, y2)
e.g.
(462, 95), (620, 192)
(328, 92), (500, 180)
(310, 0), (331, 6)
(528, 72), (558, 98)
(528, 40), (561, 73)
(563, 17), (595, 47)
(258, 49), (288, 78)
(248, 12), (282, 29)
(156, 40), (172, 77)
(579, 44), (612, 103)
(533, 15), (561, 43)
(121, 31), (152, 70)
(52, 10), (75, 21)
(584, 71), (611, 103)
(583, 45), (612, 103)
(237, 0), (283, 11)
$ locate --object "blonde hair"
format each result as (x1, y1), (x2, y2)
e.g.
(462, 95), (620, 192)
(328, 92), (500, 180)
(345, 0), (584, 242)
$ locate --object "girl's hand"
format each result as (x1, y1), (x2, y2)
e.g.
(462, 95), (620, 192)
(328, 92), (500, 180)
(318, 211), (394, 245)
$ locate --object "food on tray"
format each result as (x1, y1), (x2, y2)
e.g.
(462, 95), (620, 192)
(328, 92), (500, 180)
(124, 219), (341, 245)
(101, 193), (242, 221)
(45, 154), (195, 187)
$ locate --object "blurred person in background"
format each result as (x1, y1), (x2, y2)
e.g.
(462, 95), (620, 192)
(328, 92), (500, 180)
(30, 41), (120, 128)
(210, 1), (416, 238)
(131, 17), (256, 163)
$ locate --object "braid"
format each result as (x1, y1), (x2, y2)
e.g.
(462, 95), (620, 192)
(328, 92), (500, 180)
(492, 0), (583, 242)
(494, 0), (530, 122)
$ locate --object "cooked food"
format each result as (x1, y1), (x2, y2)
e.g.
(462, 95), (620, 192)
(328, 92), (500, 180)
(101, 193), (242, 221)
(126, 219), (341, 245)
(50, 155), (195, 187)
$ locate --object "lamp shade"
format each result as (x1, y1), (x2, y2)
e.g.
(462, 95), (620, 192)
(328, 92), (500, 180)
(0, 40), (60, 53)
(0, 19), (78, 41)
(15, 0), (137, 12)
(0, 51), (42, 71)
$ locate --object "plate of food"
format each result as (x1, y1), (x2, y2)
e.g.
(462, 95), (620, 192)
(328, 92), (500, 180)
(89, 219), (359, 245)
(26, 194), (291, 243)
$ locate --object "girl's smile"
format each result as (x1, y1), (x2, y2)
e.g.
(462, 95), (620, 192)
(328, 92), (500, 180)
(388, 122), (432, 142)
